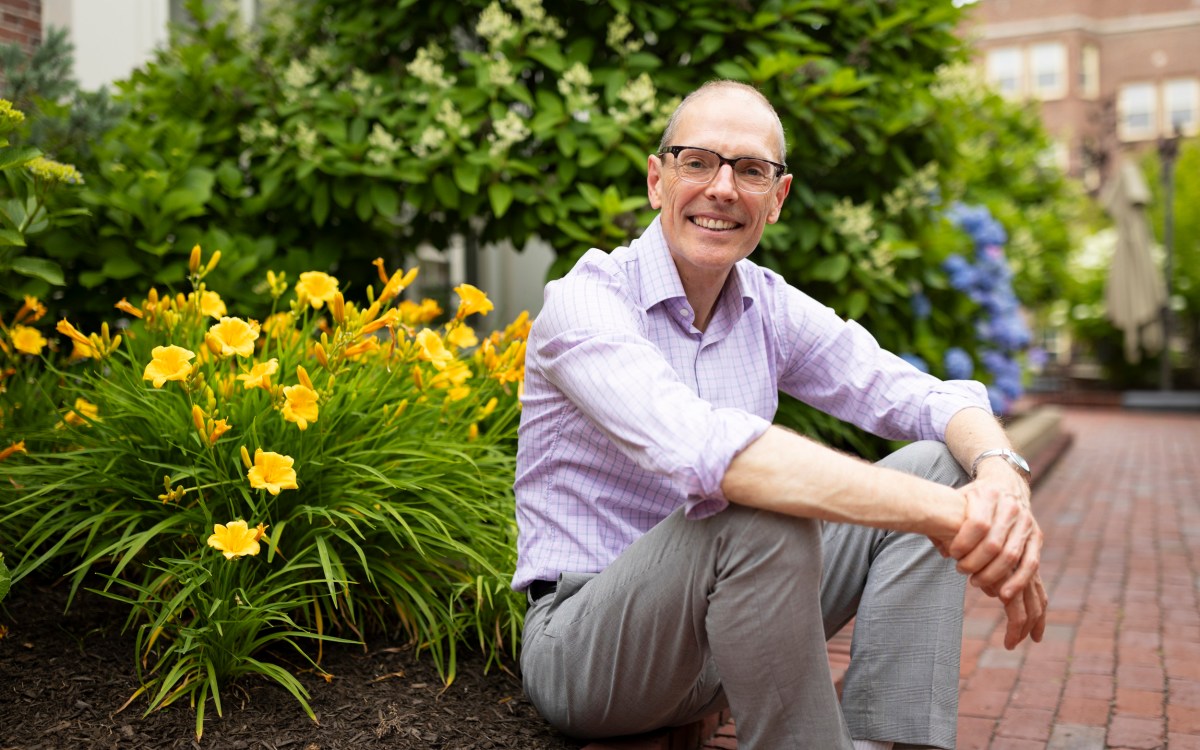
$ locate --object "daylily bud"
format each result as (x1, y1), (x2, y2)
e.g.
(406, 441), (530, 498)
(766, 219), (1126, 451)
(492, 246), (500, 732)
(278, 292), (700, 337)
(332, 292), (345, 325)
(240, 445), (252, 470)
(205, 250), (221, 273)
(189, 244), (202, 273)
(314, 343), (328, 367)
(192, 404), (206, 433)
(297, 365), (314, 391)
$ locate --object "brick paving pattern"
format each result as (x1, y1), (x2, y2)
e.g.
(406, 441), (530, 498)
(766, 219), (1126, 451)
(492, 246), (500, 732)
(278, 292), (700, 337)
(698, 408), (1200, 749)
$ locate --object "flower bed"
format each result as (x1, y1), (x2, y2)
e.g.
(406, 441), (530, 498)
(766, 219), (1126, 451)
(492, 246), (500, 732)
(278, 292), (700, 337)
(0, 248), (527, 738)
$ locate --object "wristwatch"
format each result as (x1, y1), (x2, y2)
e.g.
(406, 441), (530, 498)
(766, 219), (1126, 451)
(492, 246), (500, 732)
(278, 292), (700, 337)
(971, 448), (1031, 483)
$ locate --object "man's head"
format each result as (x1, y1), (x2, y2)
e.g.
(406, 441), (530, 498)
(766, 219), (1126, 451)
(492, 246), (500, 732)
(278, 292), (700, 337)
(648, 81), (792, 284)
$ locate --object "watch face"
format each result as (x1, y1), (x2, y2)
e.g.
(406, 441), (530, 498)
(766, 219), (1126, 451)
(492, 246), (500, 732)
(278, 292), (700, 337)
(1007, 451), (1031, 472)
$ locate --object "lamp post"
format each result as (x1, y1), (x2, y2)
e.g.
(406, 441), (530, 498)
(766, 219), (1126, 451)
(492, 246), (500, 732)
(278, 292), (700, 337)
(1157, 127), (1180, 391)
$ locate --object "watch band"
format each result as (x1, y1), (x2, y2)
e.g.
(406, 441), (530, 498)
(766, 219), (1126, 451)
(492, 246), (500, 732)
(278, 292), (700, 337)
(971, 448), (1031, 482)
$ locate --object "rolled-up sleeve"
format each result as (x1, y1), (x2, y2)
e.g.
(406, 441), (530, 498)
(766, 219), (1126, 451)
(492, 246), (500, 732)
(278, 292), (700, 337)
(772, 279), (992, 443)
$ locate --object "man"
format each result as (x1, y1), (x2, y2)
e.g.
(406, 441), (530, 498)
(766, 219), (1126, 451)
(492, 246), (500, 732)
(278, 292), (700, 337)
(513, 81), (1047, 750)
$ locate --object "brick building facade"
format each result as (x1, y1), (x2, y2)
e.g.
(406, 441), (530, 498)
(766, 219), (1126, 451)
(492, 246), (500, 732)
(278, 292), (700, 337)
(0, 0), (40, 56)
(963, 0), (1200, 185)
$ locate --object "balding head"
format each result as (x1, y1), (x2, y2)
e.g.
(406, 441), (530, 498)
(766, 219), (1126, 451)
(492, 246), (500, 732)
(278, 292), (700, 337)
(658, 81), (788, 164)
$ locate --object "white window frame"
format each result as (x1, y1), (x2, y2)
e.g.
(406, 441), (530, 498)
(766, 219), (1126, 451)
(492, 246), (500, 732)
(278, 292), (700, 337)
(1030, 42), (1067, 101)
(1080, 44), (1100, 100)
(986, 47), (1023, 98)
(1163, 78), (1199, 136)
(1118, 83), (1158, 141)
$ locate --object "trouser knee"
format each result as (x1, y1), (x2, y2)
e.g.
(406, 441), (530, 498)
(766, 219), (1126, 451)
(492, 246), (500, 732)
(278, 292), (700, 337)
(878, 440), (969, 488)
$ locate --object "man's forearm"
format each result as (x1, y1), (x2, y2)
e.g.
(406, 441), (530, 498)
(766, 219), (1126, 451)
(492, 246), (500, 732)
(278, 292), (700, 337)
(720, 425), (965, 541)
(944, 406), (1021, 485)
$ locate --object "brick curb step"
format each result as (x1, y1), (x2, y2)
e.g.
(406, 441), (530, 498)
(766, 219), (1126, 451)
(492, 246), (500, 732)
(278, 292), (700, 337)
(579, 405), (1073, 750)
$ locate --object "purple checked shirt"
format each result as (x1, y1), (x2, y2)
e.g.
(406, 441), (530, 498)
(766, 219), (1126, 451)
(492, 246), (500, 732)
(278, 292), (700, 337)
(511, 216), (991, 591)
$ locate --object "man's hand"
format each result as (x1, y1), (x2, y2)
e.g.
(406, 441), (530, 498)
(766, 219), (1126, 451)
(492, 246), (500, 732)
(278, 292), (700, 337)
(946, 463), (1048, 648)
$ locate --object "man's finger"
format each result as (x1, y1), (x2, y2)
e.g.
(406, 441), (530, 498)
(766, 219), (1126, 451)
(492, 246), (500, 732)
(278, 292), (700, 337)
(970, 512), (1034, 594)
(948, 487), (994, 561)
(956, 492), (1020, 576)
(1003, 592), (1027, 650)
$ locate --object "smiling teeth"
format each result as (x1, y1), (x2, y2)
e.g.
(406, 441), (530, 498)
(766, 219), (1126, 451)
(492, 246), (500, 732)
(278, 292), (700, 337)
(692, 216), (737, 230)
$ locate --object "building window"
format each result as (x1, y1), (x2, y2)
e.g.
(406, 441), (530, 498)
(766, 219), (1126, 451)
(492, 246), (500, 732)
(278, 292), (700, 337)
(1118, 83), (1157, 141)
(986, 47), (1023, 97)
(1030, 42), (1067, 100)
(1080, 44), (1100, 100)
(1164, 78), (1199, 135)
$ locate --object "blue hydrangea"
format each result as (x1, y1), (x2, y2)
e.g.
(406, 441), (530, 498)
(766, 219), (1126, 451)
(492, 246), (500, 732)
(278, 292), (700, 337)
(943, 347), (974, 380)
(899, 353), (929, 373)
(945, 202), (1029, 415)
(910, 292), (931, 320)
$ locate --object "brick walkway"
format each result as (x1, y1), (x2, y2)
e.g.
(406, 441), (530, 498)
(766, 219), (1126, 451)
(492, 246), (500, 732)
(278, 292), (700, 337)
(698, 408), (1200, 749)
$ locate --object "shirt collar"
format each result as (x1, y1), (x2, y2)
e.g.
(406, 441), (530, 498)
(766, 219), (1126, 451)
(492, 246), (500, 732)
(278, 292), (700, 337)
(630, 215), (759, 317)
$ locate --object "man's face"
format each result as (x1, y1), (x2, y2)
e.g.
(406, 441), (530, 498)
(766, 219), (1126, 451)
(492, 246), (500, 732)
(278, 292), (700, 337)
(647, 90), (792, 282)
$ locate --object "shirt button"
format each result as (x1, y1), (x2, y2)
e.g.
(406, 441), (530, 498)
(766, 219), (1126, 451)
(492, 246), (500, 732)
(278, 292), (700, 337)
(680, 308), (691, 318)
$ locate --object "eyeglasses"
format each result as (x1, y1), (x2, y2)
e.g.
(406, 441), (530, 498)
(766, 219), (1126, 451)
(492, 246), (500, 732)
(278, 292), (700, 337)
(658, 145), (787, 194)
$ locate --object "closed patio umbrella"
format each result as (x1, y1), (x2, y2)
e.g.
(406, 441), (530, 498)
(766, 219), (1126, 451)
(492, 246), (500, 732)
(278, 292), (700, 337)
(1101, 160), (1166, 363)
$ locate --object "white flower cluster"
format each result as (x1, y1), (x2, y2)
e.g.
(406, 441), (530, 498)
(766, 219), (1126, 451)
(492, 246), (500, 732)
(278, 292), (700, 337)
(291, 122), (319, 160)
(606, 14), (643, 54)
(611, 73), (657, 125)
(436, 100), (471, 138)
(477, 2), (518, 48)
(487, 54), (516, 87)
(282, 59), (316, 92)
(882, 162), (939, 216)
(367, 124), (401, 166)
(931, 62), (989, 103)
(829, 197), (879, 247)
(413, 126), (447, 158)
(408, 44), (456, 98)
(558, 62), (597, 118)
(488, 109), (530, 156)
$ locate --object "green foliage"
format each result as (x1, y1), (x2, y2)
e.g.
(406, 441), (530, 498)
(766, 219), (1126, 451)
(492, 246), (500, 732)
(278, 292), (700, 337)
(0, 27), (127, 167)
(0, 553), (9, 604)
(0, 251), (527, 736)
(0, 99), (89, 301)
(1143, 138), (1200, 380)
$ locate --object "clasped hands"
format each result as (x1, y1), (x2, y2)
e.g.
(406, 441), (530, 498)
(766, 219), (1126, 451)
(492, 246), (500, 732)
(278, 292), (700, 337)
(932, 466), (1048, 650)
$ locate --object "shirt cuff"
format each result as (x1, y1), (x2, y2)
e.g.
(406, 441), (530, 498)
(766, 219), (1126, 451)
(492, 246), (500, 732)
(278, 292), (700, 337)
(682, 409), (771, 520)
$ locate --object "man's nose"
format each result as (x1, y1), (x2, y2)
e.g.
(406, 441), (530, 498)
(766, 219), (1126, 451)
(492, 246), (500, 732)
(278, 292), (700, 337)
(705, 164), (739, 199)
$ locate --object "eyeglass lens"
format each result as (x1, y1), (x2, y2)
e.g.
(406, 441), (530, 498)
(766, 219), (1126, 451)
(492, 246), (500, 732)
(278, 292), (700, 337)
(671, 148), (777, 193)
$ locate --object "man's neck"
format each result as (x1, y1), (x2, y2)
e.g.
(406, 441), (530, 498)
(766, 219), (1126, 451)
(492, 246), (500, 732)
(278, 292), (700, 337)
(675, 264), (732, 333)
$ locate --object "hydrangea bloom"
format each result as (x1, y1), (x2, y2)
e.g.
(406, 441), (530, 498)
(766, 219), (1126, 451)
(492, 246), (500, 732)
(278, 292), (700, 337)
(944, 202), (1031, 414)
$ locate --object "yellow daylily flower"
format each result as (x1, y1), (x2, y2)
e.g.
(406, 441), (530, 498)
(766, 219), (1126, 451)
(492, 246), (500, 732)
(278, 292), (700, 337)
(208, 418), (231, 444)
(61, 398), (99, 427)
(282, 384), (319, 430)
(188, 290), (227, 319)
(248, 449), (299, 495)
(114, 298), (144, 319)
(295, 271), (339, 309)
(454, 283), (494, 318)
(9, 325), (47, 355)
(205, 317), (260, 358)
(399, 298), (442, 325)
(415, 329), (453, 369)
(15, 295), (46, 324)
(237, 358), (279, 390)
(207, 520), (262, 559)
(143, 345), (195, 388)
(446, 324), (478, 349)
(0, 440), (27, 461)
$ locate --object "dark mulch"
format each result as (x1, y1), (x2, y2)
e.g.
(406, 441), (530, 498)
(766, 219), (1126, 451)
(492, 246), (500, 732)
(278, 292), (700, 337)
(0, 579), (585, 750)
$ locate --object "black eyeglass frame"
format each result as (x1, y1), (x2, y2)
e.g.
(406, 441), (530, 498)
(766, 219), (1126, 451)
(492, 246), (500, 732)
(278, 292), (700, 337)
(657, 145), (788, 192)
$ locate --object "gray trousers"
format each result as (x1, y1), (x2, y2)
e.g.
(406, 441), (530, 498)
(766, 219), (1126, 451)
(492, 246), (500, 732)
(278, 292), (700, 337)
(520, 441), (969, 750)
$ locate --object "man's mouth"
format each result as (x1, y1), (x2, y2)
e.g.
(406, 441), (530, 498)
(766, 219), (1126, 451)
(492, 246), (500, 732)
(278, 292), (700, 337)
(690, 216), (740, 231)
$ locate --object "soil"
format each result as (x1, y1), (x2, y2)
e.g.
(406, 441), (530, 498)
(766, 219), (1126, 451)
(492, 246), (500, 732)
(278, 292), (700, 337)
(0, 578), (586, 750)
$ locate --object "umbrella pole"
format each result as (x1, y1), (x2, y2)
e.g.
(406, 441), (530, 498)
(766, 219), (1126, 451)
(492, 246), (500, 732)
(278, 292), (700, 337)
(1158, 131), (1179, 392)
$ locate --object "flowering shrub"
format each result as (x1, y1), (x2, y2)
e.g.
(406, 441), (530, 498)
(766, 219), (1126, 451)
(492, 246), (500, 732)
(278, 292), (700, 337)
(943, 203), (1031, 413)
(0, 248), (527, 737)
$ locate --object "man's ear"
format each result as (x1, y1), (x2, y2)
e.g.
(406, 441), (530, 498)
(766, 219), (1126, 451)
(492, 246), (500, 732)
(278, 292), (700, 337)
(647, 154), (663, 210)
(767, 174), (793, 224)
